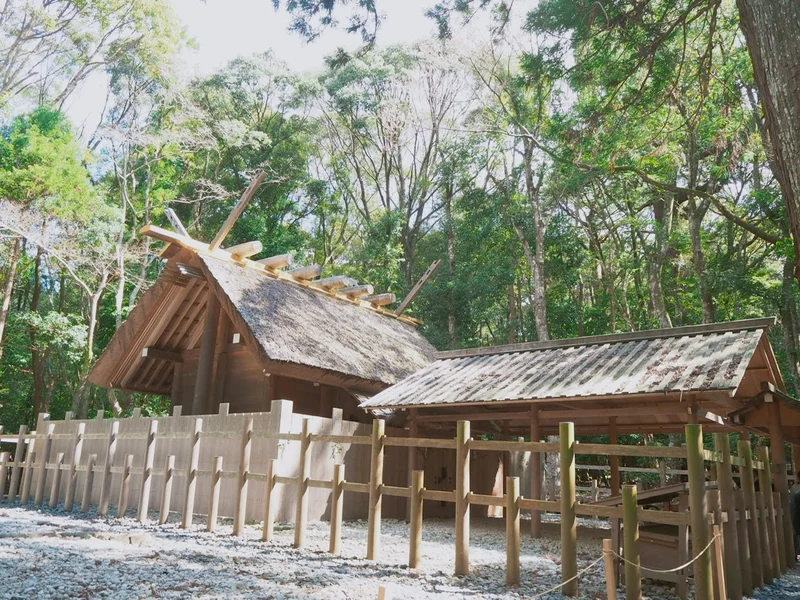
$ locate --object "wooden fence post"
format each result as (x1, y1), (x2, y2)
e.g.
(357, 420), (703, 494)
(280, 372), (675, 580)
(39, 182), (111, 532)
(207, 456), (223, 532)
(677, 494), (689, 600)
(454, 420), (470, 576)
(0, 452), (9, 501)
(506, 476), (521, 586)
(64, 422), (85, 512)
(686, 424), (712, 600)
(262, 458), (276, 541)
(34, 422), (55, 506)
(7, 425), (28, 503)
(735, 489), (752, 595)
(367, 418), (385, 561)
(81, 454), (97, 513)
(714, 433), (741, 600)
(712, 524), (727, 600)
(738, 439), (764, 588)
(48, 452), (64, 508)
(330, 463), (345, 556)
(767, 394), (796, 567)
(294, 418), (311, 549)
(756, 489), (774, 582)
(603, 539), (617, 600)
(99, 420), (120, 517)
(159, 455), (175, 525)
(622, 485), (641, 600)
(758, 446), (784, 574)
(560, 421), (577, 597)
(181, 417), (202, 529)
(530, 405), (542, 538)
(117, 454), (134, 518)
(137, 419), (158, 522)
(233, 416), (253, 537)
(408, 468), (423, 568)
(20, 450), (36, 506)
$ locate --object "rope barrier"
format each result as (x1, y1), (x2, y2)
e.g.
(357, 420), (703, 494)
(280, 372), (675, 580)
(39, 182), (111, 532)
(527, 555), (607, 599)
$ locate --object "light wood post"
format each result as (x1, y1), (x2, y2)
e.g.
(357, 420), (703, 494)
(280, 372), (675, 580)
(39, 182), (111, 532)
(408, 468), (423, 568)
(714, 433), (742, 600)
(560, 421), (577, 597)
(367, 419), (385, 561)
(7, 425), (28, 503)
(407, 409), (418, 522)
(759, 445), (785, 573)
(233, 416), (253, 537)
(20, 450), (36, 506)
(677, 494), (689, 600)
(48, 452), (64, 508)
(609, 417), (621, 584)
(454, 420), (470, 576)
(192, 292), (220, 415)
(506, 476), (521, 586)
(756, 489), (774, 583)
(262, 459), (276, 541)
(330, 463), (345, 556)
(207, 456), (223, 532)
(622, 485), (641, 600)
(81, 454), (97, 513)
(159, 455), (175, 525)
(34, 422), (54, 506)
(530, 405), (542, 537)
(712, 524), (727, 600)
(137, 419), (158, 522)
(64, 422), (85, 512)
(707, 490), (723, 600)
(99, 420), (120, 517)
(686, 424), (712, 600)
(766, 399), (796, 567)
(0, 452), (9, 501)
(294, 418), (311, 549)
(117, 454), (134, 518)
(735, 489), (752, 595)
(738, 439), (764, 588)
(603, 539), (617, 600)
(182, 417), (203, 528)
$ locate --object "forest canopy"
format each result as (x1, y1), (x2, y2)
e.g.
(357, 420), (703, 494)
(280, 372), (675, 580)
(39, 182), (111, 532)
(0, 0), (798, 430)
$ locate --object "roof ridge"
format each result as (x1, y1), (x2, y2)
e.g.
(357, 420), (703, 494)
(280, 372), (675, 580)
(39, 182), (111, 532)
(435, 317), (777, 360)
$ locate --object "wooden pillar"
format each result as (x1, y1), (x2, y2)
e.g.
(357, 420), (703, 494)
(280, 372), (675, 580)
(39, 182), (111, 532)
(64, 422), (85, 512)
(735, 489), (753, 595)
(294, 418), (311, 549)
(159, 455), (175, 525)
(767, 396), (796, 566)
(211, 311), (231, 412)
(506, 476), (521, 586)
(756, 488), (774, 583)
(677, 493), (689, 600)
(712, 524), (728, 600)
(137, 419), (158, 522)
(714, 433), (742, 600)
(117, 454), (134, 518)
(191, 292), (220, 416)
(603, 539), (617, 600)
(171, 363), (183, 412)
(409, 469), (423, 568)
(233, 416), (253, 537)
(262, 459), (276, 541)
(48, 452), (64, 508)
(530, 405), (542, 538)
(367, 418), (385, 561)
(81, 454), (96, 513)
(455, 420), (470, 576)
(622, 485), (641, 600)
(407, 409), (418, 522)
(759, 445), (786, 573)
(207, 456), (223, 532)
(686, 424), (712, 600)
(34, 422), (54, 506)
(20, 446), (36, 506)
(182, 417), (202, 528)
(560, 421), (577, 597)
(99, 420), (119, 517)
(738, 439), (764, 588)
(609, 416), (621, 582)
(330, 463), (345, 556)
(7, 425), (28, 503)
(0, 452), (10, 501)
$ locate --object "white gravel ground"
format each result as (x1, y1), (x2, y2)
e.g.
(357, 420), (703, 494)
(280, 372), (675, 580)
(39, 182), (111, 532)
(0, 506), (796, 599)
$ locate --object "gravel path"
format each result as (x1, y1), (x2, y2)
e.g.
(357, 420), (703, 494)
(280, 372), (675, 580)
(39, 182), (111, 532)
(0, 506), (796, 599)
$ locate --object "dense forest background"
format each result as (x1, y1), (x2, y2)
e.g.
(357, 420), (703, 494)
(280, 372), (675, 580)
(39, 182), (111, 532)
(0, 0), (798, 431)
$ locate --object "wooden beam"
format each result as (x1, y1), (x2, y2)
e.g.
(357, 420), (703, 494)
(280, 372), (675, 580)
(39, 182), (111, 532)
(192, 292), (220, 415)
(208, 172), (267, 251)
(257, 253), (294, 270)
(164, 208), (189, 236)
(340, 284), (374, 299)
(224, 240), (263, 260)
(363, 293), (395, 306)
(396, 259), (441, 316)
(312, 275), (357, 290)
(285, 264), (321, 280)
(141, 347), (183, 363)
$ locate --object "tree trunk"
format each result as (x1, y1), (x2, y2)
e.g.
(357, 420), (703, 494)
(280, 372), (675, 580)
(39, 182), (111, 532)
(445, 182), (457, 349)
(508, 283), (517, 344)
(736, 0), (800, 280)
(687, 198), (716, 324)
(0, 236), (21, 363)
(29, 247), (47, 416)
(513, 222), (549, 341)
(780, 257), (800, 396)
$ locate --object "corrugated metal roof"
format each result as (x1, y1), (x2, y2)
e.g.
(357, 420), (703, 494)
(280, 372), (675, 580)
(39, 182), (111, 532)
(360, 319), (770, 409)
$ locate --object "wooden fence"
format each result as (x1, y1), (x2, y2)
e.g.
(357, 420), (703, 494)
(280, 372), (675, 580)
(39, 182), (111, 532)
(0, 415), (796, 600)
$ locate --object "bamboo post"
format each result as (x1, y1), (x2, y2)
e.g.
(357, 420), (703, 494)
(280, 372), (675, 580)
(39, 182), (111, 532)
(20, 450), (36, 506)
(137, 419), (158, 522)
(738, 439), (764, 588)
(181, 417), (202, 529)
(330, 463), (345, 556)
(622, 485), (641, 600)
(99, 420), (120, 517)
(48, 452), (64, 508)
(34, 422), (55, 506)
(64, 422), (85, 512)
(117, 454), (134, 518)
(712, 524), (727, 600)
(367, 419), (386, 561)
(207, 456), (223, 532)
(81, 454), (96, 513)
(714, 433), (742, 600)
(603, 539), (617, 600)
(294, 418), (311, 549)
(758, 446), (785, 574)
(262, 459), (276, 541)
(735, 489), (752, 595)
(454, 420), (470, 576)
(159, 455), (175, 525)
(506, 476), (521, 586)
(233, 416), (253, 537)
(7, 425), (28, 503)
(560, 421), (577, 597)
(0, 452), (9, 501)
(686, 424), (712, 600)
(408, 468), (423, 568)
(530, 405), (542, 538)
